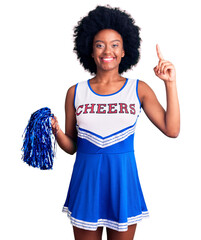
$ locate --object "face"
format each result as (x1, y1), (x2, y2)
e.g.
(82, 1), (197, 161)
(92, 29), (125, 73)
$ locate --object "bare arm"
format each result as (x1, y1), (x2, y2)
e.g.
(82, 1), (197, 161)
(138, 45), (180, 138)
(52, 85), (77, 154)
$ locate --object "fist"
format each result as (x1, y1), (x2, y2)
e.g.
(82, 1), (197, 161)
(51, 115), (60, 135)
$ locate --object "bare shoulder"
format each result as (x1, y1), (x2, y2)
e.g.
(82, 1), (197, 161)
(65, 84), (77, 138)
(65, 84), (77, 105)
(138, 80), (153, 94)
(138, 80), (156, 106)
(66, 84), (76, 97)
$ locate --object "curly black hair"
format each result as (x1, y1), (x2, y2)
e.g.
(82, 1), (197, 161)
(73, 5), (141, 74)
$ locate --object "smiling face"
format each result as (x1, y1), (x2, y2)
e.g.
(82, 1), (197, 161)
(92, 29), (125, 73)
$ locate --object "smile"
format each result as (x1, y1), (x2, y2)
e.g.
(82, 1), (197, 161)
(101, 57), (116, 63)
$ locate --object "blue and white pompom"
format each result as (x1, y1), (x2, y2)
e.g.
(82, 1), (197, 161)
(22, 107), (56, 170)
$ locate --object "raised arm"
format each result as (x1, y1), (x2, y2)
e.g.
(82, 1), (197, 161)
(138, 44), (180, 138)
(52, 85), (77, 154)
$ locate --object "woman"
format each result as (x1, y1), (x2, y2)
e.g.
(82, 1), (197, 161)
(52, 5), (180, 240)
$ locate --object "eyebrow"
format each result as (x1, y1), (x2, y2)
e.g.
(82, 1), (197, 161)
(95, 40), (121, 43)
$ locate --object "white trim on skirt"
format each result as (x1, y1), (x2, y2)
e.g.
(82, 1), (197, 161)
(62, 206), (149, 232)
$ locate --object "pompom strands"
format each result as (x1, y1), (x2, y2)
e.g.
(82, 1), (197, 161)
(22, 107), (56, 170)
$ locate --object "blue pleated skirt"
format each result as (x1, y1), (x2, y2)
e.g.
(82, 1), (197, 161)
(62, 150), (149, 232)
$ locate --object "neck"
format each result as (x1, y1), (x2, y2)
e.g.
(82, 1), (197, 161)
(94, 69), (123, 83)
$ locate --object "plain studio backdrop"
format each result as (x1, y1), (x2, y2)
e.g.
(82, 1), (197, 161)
(0, 0), (200, 239)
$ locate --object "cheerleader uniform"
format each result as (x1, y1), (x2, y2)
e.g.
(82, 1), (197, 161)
(62, 78), (149, 232)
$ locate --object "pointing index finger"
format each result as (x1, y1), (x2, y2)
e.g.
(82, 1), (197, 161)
(156, 44), (164, 60)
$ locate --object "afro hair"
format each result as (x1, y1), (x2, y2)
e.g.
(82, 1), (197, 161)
(73, 5), (141, 74)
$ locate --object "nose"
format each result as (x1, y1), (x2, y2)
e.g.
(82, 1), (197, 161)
(103, 44), (112, 55)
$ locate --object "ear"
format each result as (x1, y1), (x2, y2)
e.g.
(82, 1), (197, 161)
(122, 50), (125, 58)
(91, 53), (94, 58)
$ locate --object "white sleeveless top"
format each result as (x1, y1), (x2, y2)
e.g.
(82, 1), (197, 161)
(74, 78), (141, 150)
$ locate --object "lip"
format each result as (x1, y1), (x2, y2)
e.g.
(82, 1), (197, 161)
(101, 57), (116, 63)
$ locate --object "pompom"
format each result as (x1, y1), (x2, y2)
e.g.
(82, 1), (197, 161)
(22, 107), (56, 170)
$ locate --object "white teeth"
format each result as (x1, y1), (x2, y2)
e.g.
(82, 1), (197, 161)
(102, 57), (114, 62)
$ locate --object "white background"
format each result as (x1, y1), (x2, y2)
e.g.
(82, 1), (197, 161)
(1, 0), (200, 239)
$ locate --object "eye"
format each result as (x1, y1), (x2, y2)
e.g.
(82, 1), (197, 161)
(95, 43), (104, 48)
(112, 43), (119, 48)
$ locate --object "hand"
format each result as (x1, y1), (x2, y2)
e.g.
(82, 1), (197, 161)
(154, 44), (176, 82)
(51, 115), (60, 135)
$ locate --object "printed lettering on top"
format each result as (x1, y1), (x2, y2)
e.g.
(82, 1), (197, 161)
(129, 104), (136, 115)
(119, 103), (129, 114)
(76, 103), (136, 115)
(83, 104), (96, 114)
(76, 105), (83, 116)
(108, 103), (117, 114)
(96, 104), (106, 114)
